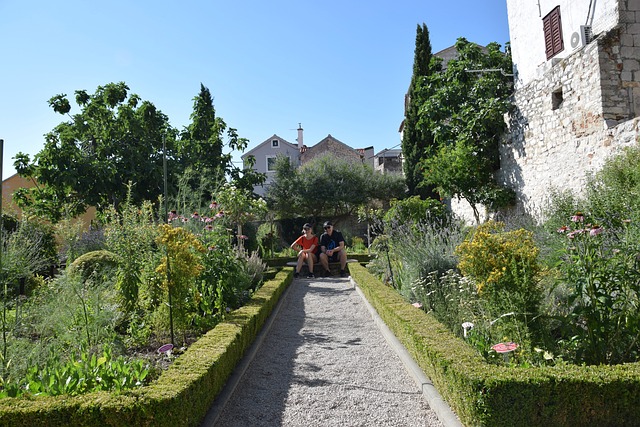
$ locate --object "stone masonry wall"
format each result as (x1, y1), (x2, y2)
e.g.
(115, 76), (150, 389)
(452, 2), (640, 223)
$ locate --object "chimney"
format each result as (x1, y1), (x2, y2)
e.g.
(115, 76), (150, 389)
(296, 123), (304, 149)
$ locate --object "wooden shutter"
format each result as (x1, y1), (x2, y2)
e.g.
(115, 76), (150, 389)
(543, 6), (564, 60)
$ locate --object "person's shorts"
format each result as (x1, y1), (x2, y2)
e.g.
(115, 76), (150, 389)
(327, 252), (340, 263)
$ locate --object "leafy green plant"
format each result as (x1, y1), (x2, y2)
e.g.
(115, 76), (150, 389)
(416, 39), (515, 220)
(370, 215), (466, 292)
(155, 224), (205, 336)
(383, 196), (448, 228)
(455, 220), (542, 321)
(256, 221), (282, 258)
(104, 196), (158, 316)
(555, 213), (640, 364)
(350, 236), (366, 253)
(0, 345), (155, 398)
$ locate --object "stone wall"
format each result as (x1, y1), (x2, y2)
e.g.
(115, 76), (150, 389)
(452, 3), (640, 223)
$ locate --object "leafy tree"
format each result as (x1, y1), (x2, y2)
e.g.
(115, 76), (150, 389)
(267, 154), (405, 223)
(13, 82), (265, 223)
(14, 82), (174, 221)
(402, 23), (437, 199)
(418, 38), (515, 221)
(176, 84), (265, 202)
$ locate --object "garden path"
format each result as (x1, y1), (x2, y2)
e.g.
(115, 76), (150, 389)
(202, 275), (456, 427)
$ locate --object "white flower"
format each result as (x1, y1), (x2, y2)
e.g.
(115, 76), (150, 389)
(462, 322), (474, 338)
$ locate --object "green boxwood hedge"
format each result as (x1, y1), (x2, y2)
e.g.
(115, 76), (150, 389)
(349, 263), (640, 427)
(0, 269), (292, 427)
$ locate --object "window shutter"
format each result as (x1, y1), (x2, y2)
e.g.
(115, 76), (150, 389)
(543, 6), (564, 60)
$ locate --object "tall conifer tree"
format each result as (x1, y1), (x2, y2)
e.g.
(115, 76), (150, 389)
(402, 23), (436, 199)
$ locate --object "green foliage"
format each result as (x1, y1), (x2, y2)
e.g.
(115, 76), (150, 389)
(67, 250), (118, 282)
(214, 183), (267, 255)
(369, 215), (466, 291)
(0, 345), (155, 398)
(455, 221), (542, 320)
(1, 217), (57, 285)
(541, 147), (640, 364)
(14, 82), (174, 220)
(382, 196), (448, 227)
(555, 213), (640, 364)
(256, 221), (283, 258)
(416, 38), (515, 218)
(0, 270), (292, 426)
(13, 82), (264, 223)
(176, 84), (266, 202)
(351, 263), (640, 427)
(350, 236), (366, 253)
(267, 154), (405, 221)
(7, 270), (122, 384)
(402, 23), (438, 198)
(103, 197), (158, 316)
(155, 224), (205, 332)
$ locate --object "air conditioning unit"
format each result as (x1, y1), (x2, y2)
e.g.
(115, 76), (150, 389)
(570, 25), (593, 49)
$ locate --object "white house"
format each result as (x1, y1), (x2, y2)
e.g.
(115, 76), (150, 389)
(241, 131), (301, 197)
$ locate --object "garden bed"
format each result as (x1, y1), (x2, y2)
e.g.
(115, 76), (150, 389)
(0, 269), (292, 427)
(349, 263), (640, 427)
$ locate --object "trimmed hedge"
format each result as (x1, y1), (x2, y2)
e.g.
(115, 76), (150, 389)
(0, 269), (292, 427)
(349, 263), (640, 427)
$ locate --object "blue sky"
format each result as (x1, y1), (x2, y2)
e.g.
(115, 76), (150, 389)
(0, 0), (510, 180)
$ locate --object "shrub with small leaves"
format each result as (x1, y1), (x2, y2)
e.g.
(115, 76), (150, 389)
(455, 221), (542, 321)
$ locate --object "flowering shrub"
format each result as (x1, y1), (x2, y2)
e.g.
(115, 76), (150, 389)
(214, 183), (267, 254)
(556, 213), (640, 364)
(155, 224), (205, 331)
(455, 221), (542, 320)
(164, 201), (265, 329)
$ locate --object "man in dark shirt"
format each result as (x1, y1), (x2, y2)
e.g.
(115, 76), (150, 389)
(318, 221), (348, 277)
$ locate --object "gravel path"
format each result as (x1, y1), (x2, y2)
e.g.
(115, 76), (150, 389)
(210, 276), (445, 427)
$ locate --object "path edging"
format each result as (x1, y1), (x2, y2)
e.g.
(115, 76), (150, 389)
(351, 277), (464, 427)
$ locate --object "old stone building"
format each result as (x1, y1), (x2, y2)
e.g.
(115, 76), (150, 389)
(299, 134), (373, 167)
(453, 0), (640, 222)
(241, 125), (376, 197)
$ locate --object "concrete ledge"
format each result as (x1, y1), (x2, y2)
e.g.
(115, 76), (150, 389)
(285, 259), (358, 267)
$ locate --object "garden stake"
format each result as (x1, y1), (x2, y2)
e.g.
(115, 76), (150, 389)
(163, 136), (175, 346)
(0, 139), (6, 374)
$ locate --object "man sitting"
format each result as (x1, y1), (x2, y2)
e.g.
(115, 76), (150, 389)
(318, 221), (348, 277)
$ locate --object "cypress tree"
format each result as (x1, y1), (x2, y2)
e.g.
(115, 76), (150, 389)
(402, 23), (437, 199)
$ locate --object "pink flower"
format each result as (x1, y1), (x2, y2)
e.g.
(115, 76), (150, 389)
(209, 201), (218, 210)
(491, 342), (518, 353)
(411, 302), (422, 308)
(570, 212), (584, 222)
(557, 225), (569, 233)
(590, 225), (603, 236)
(215, 211), (224, 218)
(204, 217), (213, 223)
(239, 235), (248, 240)
(192, 212), (200, 219)
(208, 246), (216, 251)
(168, 210), (178, 222)
(205, 225), (213, 231)
(567, 230), (583, 239)
(180, 216), (188, 223)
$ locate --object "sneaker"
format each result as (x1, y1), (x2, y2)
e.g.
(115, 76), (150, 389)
(294, 272), (300, 278)
(306, 273), (315, 279)
(340, 269), (347, 278)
